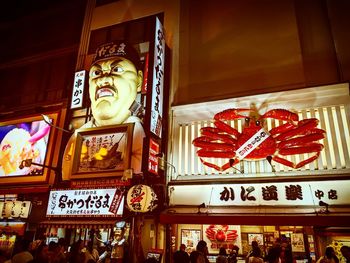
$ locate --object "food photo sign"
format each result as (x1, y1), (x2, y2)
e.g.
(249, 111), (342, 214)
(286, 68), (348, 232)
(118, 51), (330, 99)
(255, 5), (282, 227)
(203, 224), (242, 254)
(69, 124), (134, 179)
(0, 113), (57, 184)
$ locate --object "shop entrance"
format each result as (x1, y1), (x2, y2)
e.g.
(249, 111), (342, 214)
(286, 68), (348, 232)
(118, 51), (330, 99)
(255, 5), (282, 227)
(170, 224), (350, 263)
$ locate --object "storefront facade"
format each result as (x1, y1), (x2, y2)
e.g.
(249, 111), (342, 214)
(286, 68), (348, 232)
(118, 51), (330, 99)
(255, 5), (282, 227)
(163, 83), (350, 262)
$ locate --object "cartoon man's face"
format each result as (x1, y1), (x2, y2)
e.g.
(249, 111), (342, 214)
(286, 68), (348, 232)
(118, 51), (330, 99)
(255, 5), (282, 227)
(89, 56), (143, 126)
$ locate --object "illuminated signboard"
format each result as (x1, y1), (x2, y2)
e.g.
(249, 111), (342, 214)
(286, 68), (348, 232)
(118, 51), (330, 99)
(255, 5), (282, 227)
(0, 120), (51, 176)
(203, 225), (242, 254)
(150, 17), (165, 138)
(47, 188), (124, 217)
(0, 201), (32, 219)
(170, 180), (350, 206)
(0, 114), (57, 184)
(148, 138), (160, 175)
(70, 70), (86, 109)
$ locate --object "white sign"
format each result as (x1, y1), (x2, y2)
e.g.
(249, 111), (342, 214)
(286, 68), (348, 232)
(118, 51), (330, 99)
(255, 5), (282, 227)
(236, 128), (270, 159)
(47, 189), (124, 216)
(70, 70), (85, 109)
(150, 17), (165, 138)
(169, 180), (350, 206)
(0, 201), (32, 219)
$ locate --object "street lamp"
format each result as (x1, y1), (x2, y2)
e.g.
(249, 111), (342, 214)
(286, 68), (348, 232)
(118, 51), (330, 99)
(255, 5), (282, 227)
(156, 153), (176, 175)
(19, 159), (60, 174)
(41, 114), (73, 134)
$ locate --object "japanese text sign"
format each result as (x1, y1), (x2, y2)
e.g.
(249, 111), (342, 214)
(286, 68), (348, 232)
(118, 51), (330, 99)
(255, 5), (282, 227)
(0, 201), (31, 219)
(148, 138), (160, 175)
(47, 188), (124, 216)
(169, 180), (350, 206)
(70, 70), (85, 109)
(150, 17), (165, 138)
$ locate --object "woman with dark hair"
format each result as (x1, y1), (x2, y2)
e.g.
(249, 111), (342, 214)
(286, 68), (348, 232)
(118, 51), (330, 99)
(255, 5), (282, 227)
(84, 241), (99, 263)
(67, 240), (85, 263)
(216, 247), (228, 263)
(317, 247), (339, 263)
(248, 247), (263, 263)
(190, 240), (209, 263)
(31, 243), (50, 263)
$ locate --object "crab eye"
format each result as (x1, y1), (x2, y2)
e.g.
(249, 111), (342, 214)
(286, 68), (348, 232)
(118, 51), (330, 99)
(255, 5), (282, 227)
(255, 121), (260, 126)
(245, 117), (250, 123)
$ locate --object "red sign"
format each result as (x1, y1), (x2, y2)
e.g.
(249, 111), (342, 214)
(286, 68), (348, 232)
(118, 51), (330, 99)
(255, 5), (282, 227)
(148, 138), (159, 175)
(109, 189), (125, 215)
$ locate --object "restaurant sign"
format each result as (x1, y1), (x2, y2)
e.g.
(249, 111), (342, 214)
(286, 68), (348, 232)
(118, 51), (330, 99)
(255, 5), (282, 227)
(0, 201), (32, 219)
(47, 188), (124, 217)
(169, 180), (350, 206)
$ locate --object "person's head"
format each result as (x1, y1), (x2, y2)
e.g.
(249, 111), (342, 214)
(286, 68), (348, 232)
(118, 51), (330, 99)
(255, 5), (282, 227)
(196, 240), (208, 254)
(219, 247), (227, 256)
(341, 246), (350, 258)
(251, 241), (259, 248)
(252, 247), (261, 257)
(89, 41), (143, 126)
(232, 245), (239, 253)
(36, 243), (49, 260)
(325, 247), (335, 258)
(180, 244), (186, 251)
(87, 240), (94, 252)
(48, 241), (59, 253)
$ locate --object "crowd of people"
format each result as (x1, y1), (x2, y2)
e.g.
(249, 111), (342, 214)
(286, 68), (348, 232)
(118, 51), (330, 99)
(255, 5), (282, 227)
(173, 239), (350, 263)
(0, 237), (116, 263)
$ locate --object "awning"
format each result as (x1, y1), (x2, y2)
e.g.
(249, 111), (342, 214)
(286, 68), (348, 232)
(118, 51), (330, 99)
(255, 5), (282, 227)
(38, 218), (118, 229)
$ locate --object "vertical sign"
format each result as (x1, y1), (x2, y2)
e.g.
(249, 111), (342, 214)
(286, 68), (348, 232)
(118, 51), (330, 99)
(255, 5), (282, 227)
(70, 70), (85, 109)
(148, 138), (160, 175)
(150, 17), (165, 138)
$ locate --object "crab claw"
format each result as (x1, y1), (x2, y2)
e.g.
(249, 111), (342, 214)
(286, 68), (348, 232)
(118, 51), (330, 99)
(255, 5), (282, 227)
(260, 109), (299, 123)
(214, 108), (252, 121)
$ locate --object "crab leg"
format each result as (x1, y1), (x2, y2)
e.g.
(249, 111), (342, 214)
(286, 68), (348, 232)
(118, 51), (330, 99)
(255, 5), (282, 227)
(198, 157), (239, 172)
(214, 120), (240, 138)
(279, 143), (324, 155)
(193, 137), (235, 151)
(269, 123), (296, 136)
(197, 149), (236, 158)
(261, 109), (299, 122)
(199, 158), (230, 171)
(200, 127), (237, 144)
(214, 108), (252, 121)
(277, 133), (325, 149)
(275, 118), (319, 141)
(272, 152), (321, 169)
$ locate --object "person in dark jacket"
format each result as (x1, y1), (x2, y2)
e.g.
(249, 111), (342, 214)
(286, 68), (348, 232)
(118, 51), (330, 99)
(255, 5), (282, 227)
(174, 244), (190, 263)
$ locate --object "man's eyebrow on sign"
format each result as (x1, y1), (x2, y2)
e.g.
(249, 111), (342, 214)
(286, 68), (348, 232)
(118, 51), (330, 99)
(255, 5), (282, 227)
(110, 59), (124, 68)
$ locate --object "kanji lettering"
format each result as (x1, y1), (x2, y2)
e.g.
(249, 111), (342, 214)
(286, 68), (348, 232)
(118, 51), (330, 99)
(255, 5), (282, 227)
(220, 187), (235, 201)
(241, 186), (256, 201)
(328, 189), (338, 200)
(285, 185), (303, 200)
(262, 185), (278, 201)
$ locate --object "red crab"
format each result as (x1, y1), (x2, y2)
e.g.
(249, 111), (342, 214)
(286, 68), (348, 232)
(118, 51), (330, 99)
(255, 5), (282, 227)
(206, 225), (238, 242)
(192, 108), (325, 171)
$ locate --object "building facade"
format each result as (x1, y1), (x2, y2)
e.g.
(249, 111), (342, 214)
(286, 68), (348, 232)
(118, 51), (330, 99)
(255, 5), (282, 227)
(0, 1), (350, 263)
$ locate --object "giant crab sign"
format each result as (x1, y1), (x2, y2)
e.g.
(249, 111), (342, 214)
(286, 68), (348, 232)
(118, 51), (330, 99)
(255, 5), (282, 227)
(192, 108), (326, 171)
(205, 225), (238, 242)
